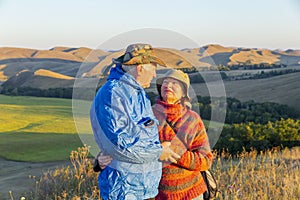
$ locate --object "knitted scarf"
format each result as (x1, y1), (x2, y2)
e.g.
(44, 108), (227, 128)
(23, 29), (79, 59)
(153, 99), (213, 200)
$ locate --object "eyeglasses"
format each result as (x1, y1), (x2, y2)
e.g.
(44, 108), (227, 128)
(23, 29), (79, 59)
(161, 79), (181, 87)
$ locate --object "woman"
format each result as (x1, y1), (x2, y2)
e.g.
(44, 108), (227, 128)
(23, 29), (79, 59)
(153, 69), (213, 200)
(96, 69), (213, 200)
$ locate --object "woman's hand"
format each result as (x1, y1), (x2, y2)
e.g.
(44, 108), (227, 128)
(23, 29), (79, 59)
(97, 152), (113, 169)
(159, 142), (181, 163)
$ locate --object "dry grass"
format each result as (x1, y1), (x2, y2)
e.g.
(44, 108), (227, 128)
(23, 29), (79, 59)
(214, 147), (300, 200)
(0, 71), (7, 81)
(32, 50), (83, 62)
(204, 44), (235, 54)
(34, 69), (74, 80)
(14, 146), (299, 200)
(229, 49), (280, 65)
(27, 145), (100, 200)
(0, 64), (7, 81)
(0, 47), (36, 59)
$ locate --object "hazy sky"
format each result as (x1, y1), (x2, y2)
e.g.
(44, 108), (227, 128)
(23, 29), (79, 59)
(1, 0), (300, 50)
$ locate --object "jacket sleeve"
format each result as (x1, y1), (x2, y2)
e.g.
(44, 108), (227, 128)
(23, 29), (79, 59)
(170, 119), (213, 171)
(91, 89), (162, 164)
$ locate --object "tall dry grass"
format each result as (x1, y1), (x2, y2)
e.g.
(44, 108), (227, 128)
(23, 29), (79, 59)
(25, 146), (300, 200)
(28, 145), (100, 200)
(214, 147), (300, 200)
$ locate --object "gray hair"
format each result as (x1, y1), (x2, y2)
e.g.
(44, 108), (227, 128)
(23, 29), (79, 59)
(121, 64), (137, 73)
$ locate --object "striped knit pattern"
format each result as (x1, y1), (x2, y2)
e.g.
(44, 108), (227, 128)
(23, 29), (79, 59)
(153, 99), (213, 200)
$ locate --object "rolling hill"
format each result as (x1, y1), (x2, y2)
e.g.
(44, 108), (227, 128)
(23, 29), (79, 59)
(0, 44), (299, 110)
(1, 45), (300, 81)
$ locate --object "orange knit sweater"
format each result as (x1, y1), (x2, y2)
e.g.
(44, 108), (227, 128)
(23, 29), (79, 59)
(153, 100), (213, 200)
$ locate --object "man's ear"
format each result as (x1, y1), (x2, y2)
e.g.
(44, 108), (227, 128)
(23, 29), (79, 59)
(136, 65), (144, 75)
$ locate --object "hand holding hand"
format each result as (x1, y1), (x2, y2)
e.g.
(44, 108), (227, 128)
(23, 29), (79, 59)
(97, 152), (113, 169)
(159, 142), (181, 163)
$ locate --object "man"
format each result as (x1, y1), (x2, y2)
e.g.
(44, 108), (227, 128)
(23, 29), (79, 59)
(90, 43), (180, 200)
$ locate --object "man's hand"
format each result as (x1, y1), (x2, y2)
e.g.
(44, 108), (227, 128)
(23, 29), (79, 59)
(159, 142), (181, 163)
(97, 152), (113, 170)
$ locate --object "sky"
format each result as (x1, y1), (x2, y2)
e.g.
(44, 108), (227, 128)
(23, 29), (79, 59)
(1, 0), (300, 50)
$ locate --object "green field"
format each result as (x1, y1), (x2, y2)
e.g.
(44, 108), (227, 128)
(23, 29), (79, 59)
(0, 95), (87, 162)
(0, 95), (227, 162)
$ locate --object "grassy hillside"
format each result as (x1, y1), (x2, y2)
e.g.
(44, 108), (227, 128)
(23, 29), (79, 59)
(0, 94), (227, 162)
(192, 71), (300, 111)
(0, 95), (86, 161)
(0, 95), (76, 133)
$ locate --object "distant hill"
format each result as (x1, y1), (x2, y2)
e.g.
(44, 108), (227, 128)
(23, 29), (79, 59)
(1, 45), (300, 81)
(1, 70), (75, 89)
(0, 44), (299, 110)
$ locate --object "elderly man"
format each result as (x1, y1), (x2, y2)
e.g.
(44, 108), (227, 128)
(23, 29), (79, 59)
(90, 43), (180, 200)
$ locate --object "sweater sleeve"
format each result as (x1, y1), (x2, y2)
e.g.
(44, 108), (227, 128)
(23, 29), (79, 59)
(171, 119), (213, 171)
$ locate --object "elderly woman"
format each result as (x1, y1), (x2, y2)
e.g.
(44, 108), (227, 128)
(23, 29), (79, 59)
(96, 69), (213, 200)
(152, 69), (213, 200)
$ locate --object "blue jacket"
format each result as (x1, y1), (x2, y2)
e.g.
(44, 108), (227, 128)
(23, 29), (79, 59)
(90, 65), (162, 200)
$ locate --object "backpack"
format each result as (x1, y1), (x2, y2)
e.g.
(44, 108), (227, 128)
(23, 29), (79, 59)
(201, 170), (219, 200)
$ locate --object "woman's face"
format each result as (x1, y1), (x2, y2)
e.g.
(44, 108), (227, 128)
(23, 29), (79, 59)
(161, 77), (185, 104)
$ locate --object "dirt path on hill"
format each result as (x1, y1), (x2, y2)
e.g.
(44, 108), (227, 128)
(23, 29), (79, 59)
(0, 158), (71, 199)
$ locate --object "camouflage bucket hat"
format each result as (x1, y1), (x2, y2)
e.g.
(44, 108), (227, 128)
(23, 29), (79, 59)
(112, 43), (166, 66)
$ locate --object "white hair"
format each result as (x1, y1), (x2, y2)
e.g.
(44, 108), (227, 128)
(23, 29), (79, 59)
(121, 64), (137, 73)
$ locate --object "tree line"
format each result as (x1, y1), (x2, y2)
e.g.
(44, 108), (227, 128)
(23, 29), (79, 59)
(193, 96), (300, 154)
(148, 93), (300, 153)
(215, 63), (287, 71)
(194, 96), (299, 124)
(215, 118), (300, 154)
(0, 86), (97, 100)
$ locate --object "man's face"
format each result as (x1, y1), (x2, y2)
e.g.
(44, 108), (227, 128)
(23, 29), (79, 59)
(137, 63), (157, 88)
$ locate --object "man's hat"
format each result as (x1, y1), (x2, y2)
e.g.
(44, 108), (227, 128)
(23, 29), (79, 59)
(112, 43), (166, 66)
